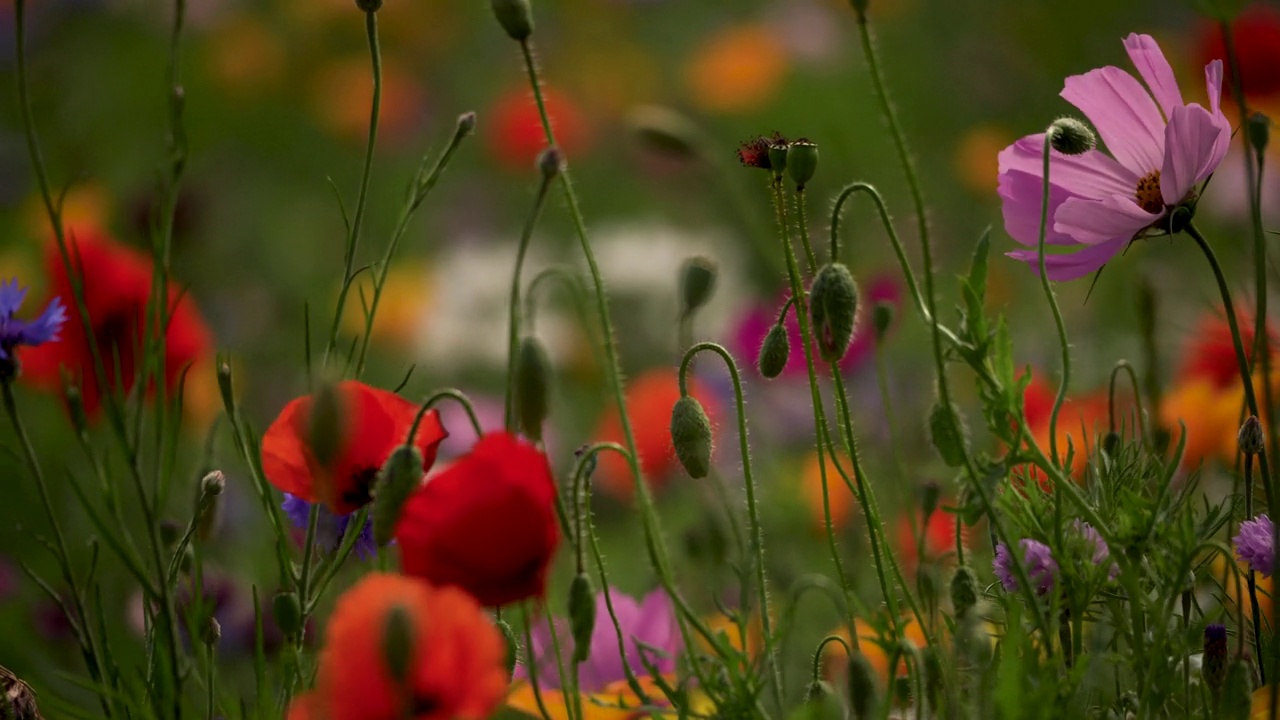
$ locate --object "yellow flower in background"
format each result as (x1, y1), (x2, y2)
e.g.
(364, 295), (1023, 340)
(1252, 685), (1279, 718)
(506, 676), (668, 720)
(954, 124), (1013, 195)
(821, 618), (928, 686)
(1209, 554), (1274, 630)
(181, 355), (226, 432)
(205, 14), (287, 98)
(685, 24), (789, 114)
(339, 262), (432, 351)
(24, 183), (111, 241)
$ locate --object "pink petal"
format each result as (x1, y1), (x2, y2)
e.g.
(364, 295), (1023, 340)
(1205, 59), (1224, 117)
(998, 169), (1080, 246)
(1007, 238), (1129, 281)
(1053, 195), (1159, 246)
(1161, 104), (1226, 205)
(1124, 34), (1183, 120)
(998, 134), (1138, 198)
(1062, 66), (1166, 175)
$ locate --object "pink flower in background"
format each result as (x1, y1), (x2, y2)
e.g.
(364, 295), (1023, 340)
(998, 33), (1231, 280)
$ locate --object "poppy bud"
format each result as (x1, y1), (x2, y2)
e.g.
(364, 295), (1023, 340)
(307, 379), (346, 471)
(679, 256), (718, 317)
(201, 616), (221, 647)
(849, 0), (870, 20)
(627, 106), (702, 160)
(670, 395), (713, 479)
(197, 471), (224, 542)
(1239, 415), (1265, 456)
(273, 591), (303, 639)
(872, 301), (893, 341)
(919, 480), (940, 522)
(950, 565), (978, 618)
(1248, 112), (1270, 157)
(491, 0), (533, 41)
(809, 263), (859, 363)
(538, 146), (563, 179)
(457, 111), (478, 138)
(768, 140), (790, 178)
(757, 322), (790, 379)
(200, 470), (226, 499)
(381, 604), (414, 685)
(373, 444), (425, 547)
(845, 651), (879, 720)
(805, 679), (838, 704)
(216, 358), (234, 409)
(1102, 431), (1120, 456)
(567, 573), (596, 663)
(1047, 117), (1096, 155)
(355, 0), (381, 10)
(1220, 656), (1254, 720)
(1203, 624), (1228, 700)
(928, 400), (969, 468)
(787, 139), (818, 190)
(515, 337), (552, 442)
(801, 681), (846, 720)
(497, 619), (519, 679)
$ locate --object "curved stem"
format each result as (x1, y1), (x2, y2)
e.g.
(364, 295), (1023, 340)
(1107, 360), (1148, 445)
(504, 168), (557, 429)
(812, 635), (852, 684)
(411, 389), (484, 440)
(1036, 135), (1072, 467)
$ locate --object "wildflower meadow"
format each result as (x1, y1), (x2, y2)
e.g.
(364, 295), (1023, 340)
(3, 0), (1280, 717)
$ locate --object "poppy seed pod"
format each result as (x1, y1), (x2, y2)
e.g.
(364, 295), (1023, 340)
(787, 139), (818, 189)
(307, 379), (346, 471)
(679, 256), (718, 317)
(273, 591), (303, 639)
(567, 573), (597, 663)
(768, 140), (790, 177)
(757, 322), (790, 379)
(670, 395), (713, 478)
(381, 604), (414, 685)
(1239, 415), (1265, 456)
(845, 651), (880, 720)
(1047, 117), (1096, 155)
(928, 400), (969, 468)
(515, 337), (552, 441)
(373, 444), (425, 547)
(809, 263), (859, 363)
(1248, 112), (1270, 156)
(491, 0), (534, 41)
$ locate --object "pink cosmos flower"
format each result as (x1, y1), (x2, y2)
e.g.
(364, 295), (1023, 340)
(998, 33), (1232, 280)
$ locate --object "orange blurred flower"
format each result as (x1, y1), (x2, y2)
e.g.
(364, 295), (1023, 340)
(487, 85), (590, 171)
(953, 125), (1014, 195)
(339, 263), (433, 351)
(310, 56), (425, 146)
(796, 450), (856, 534)
(311, 573), (507, 720)
(205, 14), (286, 98)
(685, 24), (789, 114)
(821, 617), (928, 686)
(594, 368), (718, 501)
(1018, 374), (1114, 486)
(23, 184), (111, 243)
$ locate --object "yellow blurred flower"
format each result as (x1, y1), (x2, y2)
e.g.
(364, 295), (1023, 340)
(339, 263), (432, 351)
(205, 14), (286, 98)
(1252, 684), (1279, 718)
(1210, 554), (1274, 629)
(796, 450), (857, 535)
(700, 611), (766, 660)
(180, 355), (226, 433)
(24, 183), (111, 242)
(953, 124), (1013, 196)
(506, 676), (667, 720)
(685, 24), (789, 114)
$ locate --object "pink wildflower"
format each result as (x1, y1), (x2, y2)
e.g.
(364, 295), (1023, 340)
(997, 33), (1231, 280)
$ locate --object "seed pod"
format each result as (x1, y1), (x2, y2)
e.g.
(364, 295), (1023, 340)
(928, 400), (969, 468)
(373, 444), (425, 547)
(1239, 415), (1265, 456)
(757, 322), (790, 379)
(787, 139), (818, 189)
(767, 140), (789, 178)
(679, 256), (718, 317)
(1047, 117), (1096, 155)
(845, 651), (879, 720)
(567, 574), (597, 663)
(950, 565), (979, 619)
(355, 0), (382, 11)
(809, 263), (859, 363)
(382, 604), (415, 685)
(272, 591), (303, 640)
(515, 337), (552, 442)
(670, 395), (713, 479)
(490, 0), (534, 41)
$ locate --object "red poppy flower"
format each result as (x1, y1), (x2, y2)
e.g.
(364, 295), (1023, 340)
(19, 228), (212, 416)
(1016, 374), (1118, 488)
(395, 432), (559, 607)
(896, 507), (965, 571)
(261, 381), (447, 515)
(314, 573), (507, 720)
(1178, 306), (1273, 390)
(1200, 5), (1280, 101)
(487, 85), (589, 170)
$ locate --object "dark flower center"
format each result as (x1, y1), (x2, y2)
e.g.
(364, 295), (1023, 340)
(340, 466), (380, 508)
(1134, 170), (1163, 214)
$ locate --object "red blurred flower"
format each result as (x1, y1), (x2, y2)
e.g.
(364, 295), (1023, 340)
(313, 573), (507, 720)
(1199, 4), (1280, 101)
(261, 381), (447, 515)
(896, 507), (964, 571)
(1017, 374), (1117, 487)
(395, 432), (559, 607)
(593, 368), (718, 501)
(487, 85), (589, 170)
(1178, 306), (1273, 389)
(19, 228), (212, 416)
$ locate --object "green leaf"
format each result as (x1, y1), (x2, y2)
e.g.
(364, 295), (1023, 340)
(993, 316), (1014, 387)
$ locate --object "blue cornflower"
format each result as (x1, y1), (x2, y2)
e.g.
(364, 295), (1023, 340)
(0, 279), (67, 365)
(281, 493), (378, 560)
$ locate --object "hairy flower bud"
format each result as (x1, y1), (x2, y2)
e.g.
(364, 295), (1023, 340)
(872, 301), (893, 341)
(1239, 415), (1265, 456)
(515, 337), (552, 442)
(801, 680), (846, 720)
(538, 146), (563, 179)
(845, 651), (879, 720)
(201, 616), (221, 647)
(758, 322), (790, 379)
(273, 591), (303, 639)
(1102, 431), (1120, 456)
(928, 400), (969, 468)
(1047, 117), (1096, 155)
(490, 0), (534, 41)
(670, 395), (713, 478)
(382, 604), (415, 685)
(567, 573), (597, 663)
(809, 263), (859, 363)
(679, 256), (718, 317)
(373, 444), (425, 546)
(788, 139), (818, 190)
(200, 470), (226, 498)
(950, 565), (979, 618)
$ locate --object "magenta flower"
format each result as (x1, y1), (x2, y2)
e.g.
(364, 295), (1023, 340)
(1234, 513), (1274, 577)
(998, 33), (1231, 280)
(993, 539), (1058, 596)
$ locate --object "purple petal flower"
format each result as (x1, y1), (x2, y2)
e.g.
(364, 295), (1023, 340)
(516, 587), (682, 692)
(0, 278), (67, 361)
(993, 539), (1058, 596)
(998, 33), (1231, 280)
(1074, 520), (1119, 580)
(281, 493), (377, 560)
(1234, 514), (1274, 577)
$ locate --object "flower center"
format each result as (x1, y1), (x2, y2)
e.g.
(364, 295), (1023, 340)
(340, 466), (379, 508)
(1134, 170), (1163, 214)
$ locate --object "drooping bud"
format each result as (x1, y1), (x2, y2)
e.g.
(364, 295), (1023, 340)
(272, 591), (303, 640)
(1239, 415), (1265, 456)
(787, 139), (818, 190)
(809, 263), (859, 363)
(372, 444), (425, 546)
(1047, 117), (1096, 155)
(201, 616), (221, 647)
(799, 680), (846, 720)
(1220, 656), (1254, 720)
(928, 400), (969, 468)
(757, 322), (791, 379)
(679, 256), (718, 317)
(627, 106), (702, 160)
(845, 651), (880, 720)
(805, 679), (838, 704)
(538, 146), (563, 179)
(515, 337), (552, 442)
(919, 480), (940, 522)
(950, 565), (979, 618)
(490, 0), (534, 41)
(872, 302), (893, 341)
(567, 573), (597, 663)
(307, 379), (346, 471)
(355, 0), (382, 11)
(1247, 112), (1270, 156)
(767, 140), (790, 178)
(1203, 624), (1228, 701)
(497, 619), (519, 679)
(382, 604), (415, 685)
(670, 395), (713, 478)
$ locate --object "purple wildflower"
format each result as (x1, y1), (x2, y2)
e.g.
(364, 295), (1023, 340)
(993, 539), (1058, 595)
(1074, 520), (1120, 580)
(997, 34), (1231, 280)
(281, 493), (377, 560)
(516, 587), (682, 692)
(1234, 514), (1274, 577)
(0, 279), (66, 364)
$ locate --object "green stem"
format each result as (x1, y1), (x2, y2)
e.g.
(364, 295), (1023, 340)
(504, 166), (557, 429)
(795, 187), (818, 271)
(1244, 452), (1266, 684)
(1107, 360), (1148, 446)
(1036, 135), (1072, 467)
